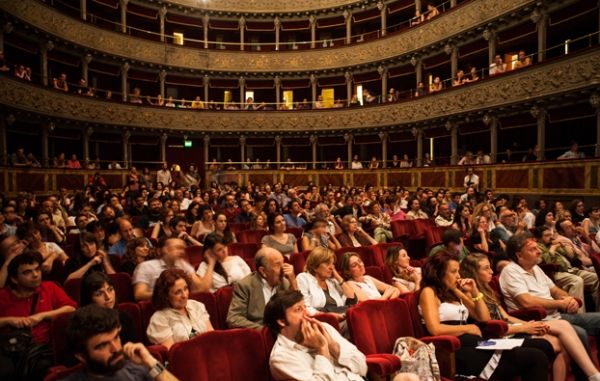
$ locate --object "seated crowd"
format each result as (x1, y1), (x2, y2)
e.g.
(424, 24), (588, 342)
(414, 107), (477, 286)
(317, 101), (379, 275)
(1, 168), (600, 381)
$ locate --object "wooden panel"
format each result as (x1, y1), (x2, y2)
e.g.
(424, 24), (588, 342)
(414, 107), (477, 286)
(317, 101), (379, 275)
(248, 173), (273, 185)
(496, 169), (529, 189)
(387, 172), (412, 188)
(102, 174), (124, 189)
(319, 173), (344, 186)
(543, 167), (585, 189)
(56, 174), (84, 190)
(353, 173), (377, 187)
(284, 174), (310, 187)
(454, 169), (483, 188)
(219, 173), (241, 185)
(16, 172), (45, 193)
(421, 171), (445, 188)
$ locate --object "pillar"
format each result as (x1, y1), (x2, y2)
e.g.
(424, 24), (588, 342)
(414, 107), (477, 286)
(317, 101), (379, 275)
(81, 54), (92, 83)
(378, 1), (387, 37)
(450, 0), (457, 7)
(159, 133), (167, 163)
(40, 41), (53, 87)
(345, 133), (353, 166)
(486, 114), (498, 163)
(83, 127), (93, 163)
(240, 136), (246, 162)
(159, 6), (167, 42)
(274, 17), (280, 51)
(531, 106), (546, 161)
(345, 71), (353, 106)
(343, 10), (352, 45)
(80, 0), (87, 20)
(309, 15), (316, 49)
(275, 136), (282, 168)
(532, 9), (548, 63)
(412, 56), (422, 88)
(310, 135), (318, 169)
(42, 123), (50, 167)
(120, 62), (129, 102)
(274, 76), (281, 106)
(415, 0), (422, 13)
(446, 122), (458, 165)
(239, 16), (245, 51)
(483, 28), (497, 66)
(159, 70), (166, 99)
(203, 75), (210, 104)
(378, 65), (387, 103)
(122, 130), (130, 168)
(310, 74), (317, 106)
(379, 132), (388, 168)
(0, 115), (6, 166)
(202, 14), (209, 49)
(203, 135), (210, 165)
(119, 0), (128, 34)
(591, 93), (600, 157)
(239, 77), (245, 105)
(413, 128), (423, 167)
(446, 44), (458, 79)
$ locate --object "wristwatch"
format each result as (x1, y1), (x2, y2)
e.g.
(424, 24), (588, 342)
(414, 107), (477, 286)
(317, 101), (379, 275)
(148, 362), (166, 378)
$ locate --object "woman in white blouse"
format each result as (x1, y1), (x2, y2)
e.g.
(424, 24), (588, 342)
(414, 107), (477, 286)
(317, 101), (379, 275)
(146, 268), (213, 350)
(296, 247), (356, 321)
(338, 252), (399, 301)
(196, 233), (251, 292)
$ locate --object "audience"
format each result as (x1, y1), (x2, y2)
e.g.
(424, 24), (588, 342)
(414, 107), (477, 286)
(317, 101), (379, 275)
(261, 213), (298, 258)
(196, 233), (251, 292)
(338, 251), (399, 301)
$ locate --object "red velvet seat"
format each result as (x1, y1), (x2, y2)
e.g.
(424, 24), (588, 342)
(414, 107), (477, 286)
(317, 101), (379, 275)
(215, 286), (234, 329)
(236, 229), (268, 244)
(285, 226), (304, 240)
(169, 329), (270, 381)
(138, 300), (156, 345)
(44, 364), (85, 381)
(227, 242), (260, 260)
(50, 312), (74, 365)
(63, 272), (134, 305)
(189, 291), (220, 329)
(184, 245), (204, 268)
(425, 225), (448, 250)
(229, 222), (249, 235)
(290, 250), (310, 275)
(335, 246), (377, 269)
(390, 220), (416, 241)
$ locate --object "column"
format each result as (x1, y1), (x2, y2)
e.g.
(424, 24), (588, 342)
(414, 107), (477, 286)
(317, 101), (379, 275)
(81, 54), (92, 83)
(203, 75), (210, 104)
(343, 10), (352, 45)
(274, 17), (281, 51)
(344, 133), (353, 166)
(445, 43), (458, 79)
(531, 106), (546, 161)
(202, 14), (209, 49)
(120, 62), (129, 102)
(274, 76), (281, 107)
(0, 26), (4, 53)
(378, 1), (387, 37)
(378, 65), (387, 103)
(119, 0), (128, 34)
(239, 77), (245, 105)
(310, 74), (317, 106)
(122, 130), (130, 168)
(450, 0), (457, 7)
(485, 114), (498, 163)
(239, 16), (245, 51)
(446, 121), (458, 165)
(42, 124), (50, 167)
(203, 135), (210, 165)
(240, 136), (246, 163)
(379, 132), (388, 168)
(39, 41), (53, 87)
(590, 93), (600, 157)
(411, 56), (422, 88)
(532, 8), (548, 63)
(0, 114), (6, 166)
(83, 127), (93, 164)
(309, 15), (316, 49)
(310, 135), (318, 169)
(80, 0), (87, 20)
(345, 71), (353, 106)
(413, 128), (423, 167)
(159, 70), (166, 99)
(415, 0), (422, 13)
(159, 6), (167, 42)
(275, 136), (282, 168)
(159, 133), (167, 163)
(483, 28), (497, 67)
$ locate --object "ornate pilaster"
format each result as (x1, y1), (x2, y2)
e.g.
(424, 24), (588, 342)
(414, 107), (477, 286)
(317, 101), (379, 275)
(203, 75), (210, 105)
(119, 0), (128, 34)
(412, 127), (423, 167)
(239, 16), (246, 51)
(83, 126), (93, 163)
(0, 115), (7, 166)
(411, 56), (422, 88)
(274, 76), (281, 106)
(239, 77), (246, 105)
(483, 28), (497, 68)
(239, 135), (246, 163)
(203, 134), (210, 165)
(590, 93), (600, 157)
(159, 133), (168, 163)
(530, 105), (547, 161)
(202, 14), (209, 49)
(81, 54), (92, 83)
(274, 17), (281, 51)
(343, 10), (352, 45)
(80, 0), (87, 20)
(310, 135), (318, 169)
(159, 70), (167, 99)
(379, 132), (388, 168)
(159, 6), (167, 42)
(377, 1), (387, 37)
(378, 65), (387, 103)
(42, 122), (50, 168)
(310, 74), (317, 105)
(122, 130), (130, 168)
(344, 71), (353, 106)
(120, 62), (129, 102)
(275, 136), (282, 168)
(445, 43), (458, 79)
(531, 8), (548, 63)
(344, 133), (353, 166)
(39, 40), (53, 87)
(309, 15), (316, 49)
(445, 121), (458, 165)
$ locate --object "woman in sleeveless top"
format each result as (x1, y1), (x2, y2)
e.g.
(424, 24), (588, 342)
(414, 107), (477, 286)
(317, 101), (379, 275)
(419, 251), (551, 381)
(460, 253), (600, 381)
(338, 252), (399, 301)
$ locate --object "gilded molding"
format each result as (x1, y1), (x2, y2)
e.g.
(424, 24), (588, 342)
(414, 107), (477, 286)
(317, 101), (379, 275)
(159, 0), (367, 13)
(1, 50), (599, 132)
(2, 0), (535, 73)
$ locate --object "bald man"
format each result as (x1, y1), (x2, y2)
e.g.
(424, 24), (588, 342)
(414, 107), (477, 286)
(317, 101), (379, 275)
(226, 247), (297, 329)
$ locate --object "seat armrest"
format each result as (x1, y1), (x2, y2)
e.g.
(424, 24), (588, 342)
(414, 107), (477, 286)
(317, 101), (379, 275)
(509, 307), (547, 321)
(365, 353), (402, 376)
(475, 320), (508, 338)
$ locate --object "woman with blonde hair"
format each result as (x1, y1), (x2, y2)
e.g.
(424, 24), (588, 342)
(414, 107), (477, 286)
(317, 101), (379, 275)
(460, 253), (600, 381)
(337, 215), (377, 248)
(385, 245), (421, 293)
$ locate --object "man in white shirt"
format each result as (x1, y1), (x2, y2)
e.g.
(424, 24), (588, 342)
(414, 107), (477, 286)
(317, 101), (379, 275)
(463, 167), (479, 192)
(434, 202), (454, 227)
(156, 163), (172, 186)
(350, 155), (363, 170)
(264, 290), (367, 381)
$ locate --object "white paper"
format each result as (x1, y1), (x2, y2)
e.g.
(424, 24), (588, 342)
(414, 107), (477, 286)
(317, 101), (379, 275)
(476, 338), (524, 350)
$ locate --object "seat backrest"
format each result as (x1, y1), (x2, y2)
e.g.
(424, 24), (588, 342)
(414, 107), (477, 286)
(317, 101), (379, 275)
(285, 227), (304, 241)
(169, 329), (269, 381)
(228, 242), (260, 260)
(400, 291), (429, 338)
(63, 278), (83, 305)
(425, 226), (447, 250)
(413, 219), (435, 238)
(290, 250), (310, 275)
(117, 302), (143, 342)
(314, 313), (341, 333)
(50, 311), (75, 365)
(189, 292), (221, 329)
(365, 266), (386, 282)
(43, 364), (85, 381)
(236, 230), (268, 244)
(391, 220), (416, 240)
(138, 300), (157, 345)
(215, 286), (234, 329)
(346, 298), (413, 355)
(184, 245), (204, 268)
(109, 272), (135, 303)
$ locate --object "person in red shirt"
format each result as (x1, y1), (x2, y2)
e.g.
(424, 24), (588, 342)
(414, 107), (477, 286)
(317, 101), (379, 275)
(0, 251), (77, 379)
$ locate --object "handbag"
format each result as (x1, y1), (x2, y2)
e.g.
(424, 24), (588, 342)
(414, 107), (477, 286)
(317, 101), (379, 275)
(0, 293), (38, 355)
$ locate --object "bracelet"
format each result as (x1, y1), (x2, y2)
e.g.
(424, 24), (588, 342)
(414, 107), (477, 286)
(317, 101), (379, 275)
(149, 362), (166, 378)
(472, 292), (484, 302)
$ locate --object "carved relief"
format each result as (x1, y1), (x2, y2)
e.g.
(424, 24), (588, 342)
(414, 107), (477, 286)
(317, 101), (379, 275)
(1, 50), (598, 132)
(157, 0), (369, 13)
(2, 0), (536, 73)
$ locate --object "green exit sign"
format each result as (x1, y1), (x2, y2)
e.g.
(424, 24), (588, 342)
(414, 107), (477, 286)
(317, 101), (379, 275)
(184, 140), (192, 148)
